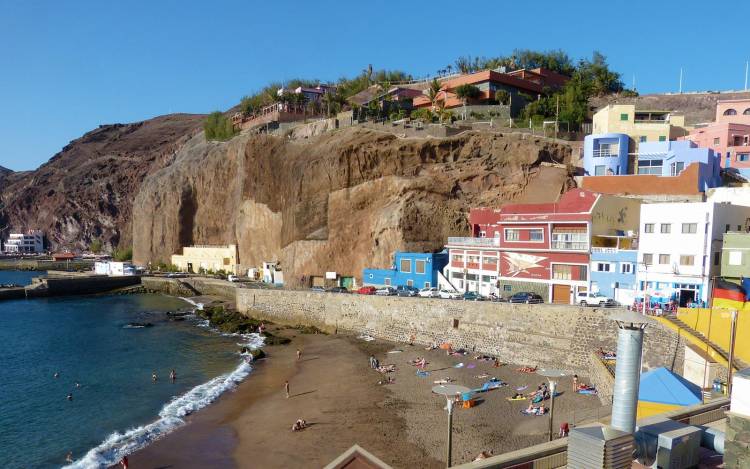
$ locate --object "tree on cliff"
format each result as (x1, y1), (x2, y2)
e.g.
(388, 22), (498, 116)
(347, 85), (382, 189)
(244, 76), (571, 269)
(204, 112), (237, 141)
(454, 84), (481, 120)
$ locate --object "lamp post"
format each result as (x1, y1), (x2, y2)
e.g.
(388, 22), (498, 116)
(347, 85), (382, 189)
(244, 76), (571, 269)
(548, 380), (557, 441)
(432, 384), (470, 468)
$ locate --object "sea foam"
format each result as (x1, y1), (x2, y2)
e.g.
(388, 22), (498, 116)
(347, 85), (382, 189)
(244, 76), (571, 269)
(63, 300), (263, 469)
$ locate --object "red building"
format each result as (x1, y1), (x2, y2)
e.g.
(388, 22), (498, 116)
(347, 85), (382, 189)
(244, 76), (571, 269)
(444, 189), (641, 304)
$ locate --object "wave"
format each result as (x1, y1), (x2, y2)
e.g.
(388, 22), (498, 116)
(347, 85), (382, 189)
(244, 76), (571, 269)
(64, 306), (264, 468)
(178, 296), (204, 310)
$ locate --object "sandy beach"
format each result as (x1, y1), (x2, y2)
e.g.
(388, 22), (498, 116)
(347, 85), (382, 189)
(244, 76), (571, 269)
(129, 325), (607, 468)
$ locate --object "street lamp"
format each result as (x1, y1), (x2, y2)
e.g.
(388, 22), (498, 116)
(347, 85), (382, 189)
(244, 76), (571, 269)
(432, 384), (470, 468)
(547, 380), (557, 441)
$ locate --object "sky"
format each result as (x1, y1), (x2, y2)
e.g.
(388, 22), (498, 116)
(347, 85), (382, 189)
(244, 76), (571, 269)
(1, 0), (749, 171)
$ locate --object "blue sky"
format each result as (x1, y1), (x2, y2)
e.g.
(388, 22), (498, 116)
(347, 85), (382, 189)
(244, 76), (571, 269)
(1, 1), (749, 171)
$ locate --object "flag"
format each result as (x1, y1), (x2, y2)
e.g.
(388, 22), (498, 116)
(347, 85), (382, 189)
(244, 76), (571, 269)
(712, 278), (746, 311)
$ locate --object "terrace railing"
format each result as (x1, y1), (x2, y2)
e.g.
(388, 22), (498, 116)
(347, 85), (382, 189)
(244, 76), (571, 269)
(447, 237), (501, 247)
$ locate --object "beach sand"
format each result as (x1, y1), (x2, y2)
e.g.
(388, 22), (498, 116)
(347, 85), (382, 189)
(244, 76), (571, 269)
(129, 327), (607, 468)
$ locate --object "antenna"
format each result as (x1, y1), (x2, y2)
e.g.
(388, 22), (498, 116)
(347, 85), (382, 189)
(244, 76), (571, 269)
(679, 68), (683, 94)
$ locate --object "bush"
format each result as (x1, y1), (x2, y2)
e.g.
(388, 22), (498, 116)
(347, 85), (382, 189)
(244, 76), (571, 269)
(204, 111), (237, 141)
(410, 108), (433, 122)
(494, 90), (510, 105)
(89, 239), (103, 254)
(113, 247), (132, 261)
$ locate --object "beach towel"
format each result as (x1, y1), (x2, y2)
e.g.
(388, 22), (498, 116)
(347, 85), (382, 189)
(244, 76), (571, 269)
(467, 363), (476, 369)
(387, 350), (403, 354)
(520, 409), (545, 416)
(507, 396), (527, 401)
(358, 335), (375, 341)
(516, 385), (528, 392)
(416, 370), (430, 377)
(577, 389), (598, 395)
(454, 363), (464, 368)
(475, 374), (489, 379)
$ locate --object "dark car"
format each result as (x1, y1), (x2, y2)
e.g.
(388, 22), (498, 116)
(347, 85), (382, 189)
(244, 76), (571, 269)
(462, 291), (484, 301)
(328, 286), (349, 294)
(396, 285), (419, 297)
(509, 292), (544, 304)
(310, 286), (326, 293)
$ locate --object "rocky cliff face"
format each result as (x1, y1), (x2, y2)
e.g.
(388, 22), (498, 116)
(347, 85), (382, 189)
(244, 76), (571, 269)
(0, 114), (204, 250)
(133, 127), (575, 284)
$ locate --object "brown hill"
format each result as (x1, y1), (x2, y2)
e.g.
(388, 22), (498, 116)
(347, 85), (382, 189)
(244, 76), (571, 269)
(133, 127), (575, 283)
(0, 114), (205, 250)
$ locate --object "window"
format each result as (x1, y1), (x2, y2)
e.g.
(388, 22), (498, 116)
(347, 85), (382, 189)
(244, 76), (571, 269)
(466, 255), (480, 264)
(679, 255), (695, 266)
(644, 223), (654, 233)
(659, 136), (667, 142)
(726, 224), (730, 233)
(551, 227), (588, 250)
(424, 281), (431, 288)
(594, 165), (606, 176)
(529, 229), (544, 242)
(660, 223), (671, 234)
(639, 136), (647, 143)
(384, 278), (391, 286)
(595, 262), (611, 272)
(729, 251), (743, 266)
(745, 108), (750, 115)
(466, 273), (478, 281)
(481, 275), (493, 283)
(415, 260), (426, 274)
(407, 279), (414, 287)
(713, 137), (721, 145)
(484, 256), (498, 266)
(452, 254), (463, 263)
(400, 259), (411, 273)
(620, 113), (628, 121)
(620, 263), (633, 274)
(739, 154), (750, 162)
(479, 230), (486, 238)
(714, 251), (721, 266)
(552, 264), (572, 280)
(670, 161), (685, 176)
(505, 229), (520, 241)
(659, 254), (671, 264)
(451, 271), (463, 279)
(638, 159), (663, 175)
(723, 108), (737, 116)
(682, 223), (697, 234)
(503, 285), (512, 292)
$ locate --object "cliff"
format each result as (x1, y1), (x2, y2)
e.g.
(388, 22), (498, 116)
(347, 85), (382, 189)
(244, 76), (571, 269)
(133, 127), (575, 284)
(0, 114), (204, 250)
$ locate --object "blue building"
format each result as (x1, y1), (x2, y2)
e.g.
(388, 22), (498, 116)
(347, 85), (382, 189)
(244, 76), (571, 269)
(635, 140), (721, 190)
(590, 232), (638, 305)
(363, 251), (448, 289)
(583, 133), (630, 176)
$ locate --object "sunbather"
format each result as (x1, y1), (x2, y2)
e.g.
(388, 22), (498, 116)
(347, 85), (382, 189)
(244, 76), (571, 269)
(291, 419), (308, 431)
(512, 392), (524, 399)
(517, 365), (537, 373)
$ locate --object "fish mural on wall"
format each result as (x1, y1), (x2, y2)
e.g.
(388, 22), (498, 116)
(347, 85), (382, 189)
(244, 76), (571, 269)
(504, 252), (546, 277)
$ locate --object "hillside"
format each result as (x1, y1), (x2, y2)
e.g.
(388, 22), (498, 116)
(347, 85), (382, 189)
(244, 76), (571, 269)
(591, 90), (750, 125)
(132, 127), (575, 283)
(0, 114), (205, 250)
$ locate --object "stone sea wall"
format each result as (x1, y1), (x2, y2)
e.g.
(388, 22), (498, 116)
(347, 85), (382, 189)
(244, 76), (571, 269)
(235, 288), (686, 385)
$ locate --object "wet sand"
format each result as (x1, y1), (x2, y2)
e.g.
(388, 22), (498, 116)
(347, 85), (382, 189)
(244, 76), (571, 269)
(129, 328), (606, 468)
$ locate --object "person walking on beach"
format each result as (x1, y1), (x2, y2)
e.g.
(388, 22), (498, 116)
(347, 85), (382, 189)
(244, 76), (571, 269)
(369, 355), (375, 368)
(285, 380), (290, 398)
(573, 374), (578, 392)
(296, 349), (302, 361)
(120, 455), (129, 469)
(170, 369), (177, 382)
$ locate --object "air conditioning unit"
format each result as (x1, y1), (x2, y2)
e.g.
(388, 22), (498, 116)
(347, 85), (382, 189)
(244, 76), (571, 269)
(635, 417), (702, 469)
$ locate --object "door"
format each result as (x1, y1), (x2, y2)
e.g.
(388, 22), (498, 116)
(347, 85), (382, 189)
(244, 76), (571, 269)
(342, 277), (354, 289)
(552, 284), (570, 304)
(679, 289), (696, 307)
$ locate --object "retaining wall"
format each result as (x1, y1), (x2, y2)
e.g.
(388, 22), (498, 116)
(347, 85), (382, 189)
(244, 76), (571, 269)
(235, 289), (686, 380)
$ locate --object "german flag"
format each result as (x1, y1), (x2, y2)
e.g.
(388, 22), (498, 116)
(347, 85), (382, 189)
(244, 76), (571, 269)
(712, 278), (747, 311)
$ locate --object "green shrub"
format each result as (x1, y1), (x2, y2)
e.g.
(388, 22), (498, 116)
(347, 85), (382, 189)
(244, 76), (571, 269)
(204, 111), (237, 141)
(113, 247), (132, 261)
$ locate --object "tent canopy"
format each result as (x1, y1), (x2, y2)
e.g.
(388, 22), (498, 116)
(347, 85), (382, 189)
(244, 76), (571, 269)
(638, 367), (702, 407)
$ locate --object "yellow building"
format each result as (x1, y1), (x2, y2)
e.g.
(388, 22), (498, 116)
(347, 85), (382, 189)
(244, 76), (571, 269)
(592, 104), (688, 153)
(171, 245), (239, 274)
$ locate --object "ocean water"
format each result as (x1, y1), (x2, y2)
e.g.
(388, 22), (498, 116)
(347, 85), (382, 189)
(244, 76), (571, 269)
(0, 271), (262, 468)
(0, 269), (46, 286)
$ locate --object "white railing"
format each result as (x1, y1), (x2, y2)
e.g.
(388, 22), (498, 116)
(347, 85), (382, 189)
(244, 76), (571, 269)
(591, 247), (617, 253)
(551, 241), (588, 250)
(592, 149), (619, 158)
(447, 237), (501, 247)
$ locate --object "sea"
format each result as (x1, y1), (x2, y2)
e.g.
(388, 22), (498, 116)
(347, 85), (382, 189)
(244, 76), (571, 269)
(0, 270), (262, 468)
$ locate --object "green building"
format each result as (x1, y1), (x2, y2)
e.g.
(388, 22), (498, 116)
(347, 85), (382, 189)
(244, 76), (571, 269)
(721, 232), (750, 283)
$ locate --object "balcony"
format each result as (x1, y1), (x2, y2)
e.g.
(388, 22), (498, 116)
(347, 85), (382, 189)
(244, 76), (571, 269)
(551, 241), (588, 251)
(592, 149), (619, 158)
(447, 237), (500, 247)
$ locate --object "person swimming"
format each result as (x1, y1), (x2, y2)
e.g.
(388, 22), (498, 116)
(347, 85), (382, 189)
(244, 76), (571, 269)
(152, 372), (158, 382)
(65, 451), (73, 462)
(66, 393), (73, 401)
(54, 372), (60, 378)
(75, 382), (80, 388)
(169, 369), (176, 382)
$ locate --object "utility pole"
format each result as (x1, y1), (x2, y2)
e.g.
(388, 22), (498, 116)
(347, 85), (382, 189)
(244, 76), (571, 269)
(679, 68), (683, 94)
(555, 95), (559, 140)
(728, 309), (738, 396)
(745, 61), (748, 91)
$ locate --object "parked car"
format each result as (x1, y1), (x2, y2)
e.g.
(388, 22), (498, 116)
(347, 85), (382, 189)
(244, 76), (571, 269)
(328, 286), (349, 293)
(509, 292), (544, 304)
(438, 289), (462, 300)
(357, 286), (377, 295)
(375, 286), (397, 296)
(396, 285), (419, 297)
(462, 291), (485, 301)
(227, 274), (238, 282)
(418, 287), (440, 298)
(166, 272), (188, 278)
(310, 286), (326, 293)
(577, 292), (616, 307)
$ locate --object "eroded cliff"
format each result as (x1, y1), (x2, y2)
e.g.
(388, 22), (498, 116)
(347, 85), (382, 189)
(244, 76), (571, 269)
(133, 127), (575, 284)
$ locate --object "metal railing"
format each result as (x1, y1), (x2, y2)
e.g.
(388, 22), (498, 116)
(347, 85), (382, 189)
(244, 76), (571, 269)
(591, 149), (619, 158)
(447, 237), (501, 247)
(550, 241), (588, 250)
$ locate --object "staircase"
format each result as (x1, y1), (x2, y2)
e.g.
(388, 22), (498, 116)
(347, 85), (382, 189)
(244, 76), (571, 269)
(664, 314), (749, 371)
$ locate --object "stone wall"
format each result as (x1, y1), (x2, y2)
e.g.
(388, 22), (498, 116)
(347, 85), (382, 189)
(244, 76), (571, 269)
(588, 353), (615, 405)
(726, 413), (750, 468)
(235, 289), (686, 381)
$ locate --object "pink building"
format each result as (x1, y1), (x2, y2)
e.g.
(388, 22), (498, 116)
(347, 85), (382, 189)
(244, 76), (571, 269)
(684, 99), (750, 177)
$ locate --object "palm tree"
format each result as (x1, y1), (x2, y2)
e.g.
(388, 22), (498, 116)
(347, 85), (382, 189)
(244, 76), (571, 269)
(427, 78), (442, 112)
(446, 65), (453, 76)
(454, 84), (481, 120)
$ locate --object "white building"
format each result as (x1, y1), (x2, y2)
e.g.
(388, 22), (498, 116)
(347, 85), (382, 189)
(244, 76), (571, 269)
(171, 245), (239, 275)
(4, 230), (44, 253)
(94, 261), (136, 276)
(636, 201), (750, 306)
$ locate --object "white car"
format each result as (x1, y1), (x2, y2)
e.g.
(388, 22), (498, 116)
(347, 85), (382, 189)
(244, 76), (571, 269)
(375, 286), (397, 296)
(577, 292), (616, 307)
(227, 274), (238, 282)
(439, 289), (462, 300)
(418, 287), (440, 298)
